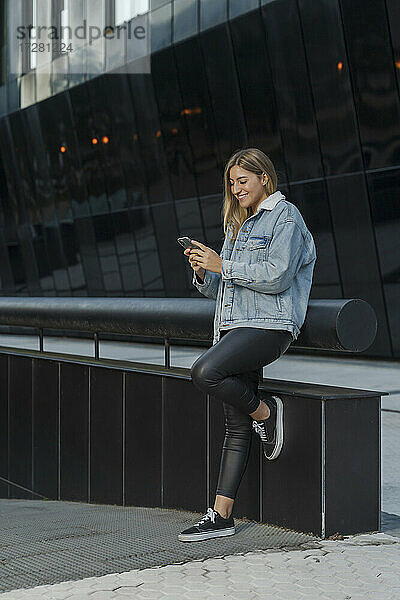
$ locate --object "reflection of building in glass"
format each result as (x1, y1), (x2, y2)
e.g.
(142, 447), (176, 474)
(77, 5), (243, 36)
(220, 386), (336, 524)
(0, 0), (399, 358)
(115, 0), (149, 26)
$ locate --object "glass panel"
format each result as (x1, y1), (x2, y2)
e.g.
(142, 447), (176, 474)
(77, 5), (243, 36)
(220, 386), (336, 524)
(199, 26), (247, 167)
(152, 51), (197, 200)
(150, 0), (168, 9)
(115, 0), (149, 26)
(7, 78), (20, 114)
(229, 10), (287, 182)
(173, 0), (198, 43)
(127, 74), (171, 205)
(0, 85), (7, 117)
(7, 0), (24, 77)
(126, 73), (174, 292)
(35, 62), (51, 102)
(261, 0), (323, 181)
(325, 172), (392, 355)
(51, 53), (69, 95)
(368, 168), (400, 354)
(386, 0), (400, 94)
(200, 194), (225, 248)
(20, 71), (36, 109)
(289, 181), (340, 299)
(297, 0), (362, 175)
(7, 112), (42, 294)
(105, 25), (126, 73)
(126, 12), (151, 74)
(30, 0), (38, 71)
(173, 39), (220, 197)
(18, 108), (57, 293)
(68, 82), (111, 294)
(340, 0), (400, 169)
(35, 0), (52, 72)
(88, 75), (136, 294)
(34, 99), (75, 295)
(86, 39), (105, 77)
(175, 197), (205, 291)
(18, 110), (55, 294)
(150, 3), (171, 53)
(69, 0), (86, 51)
(229, 0), (258, 20)
(86, 0), (105, 76)
(200, 0), (227, 31)
(83, 78), (124, 294)
(68, 45), (86, 87)
(0, 118), (26, 293)
(0, 1), (6, 85)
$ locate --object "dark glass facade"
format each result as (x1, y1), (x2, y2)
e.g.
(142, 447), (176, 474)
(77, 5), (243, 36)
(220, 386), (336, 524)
(0, 1), (399, 358)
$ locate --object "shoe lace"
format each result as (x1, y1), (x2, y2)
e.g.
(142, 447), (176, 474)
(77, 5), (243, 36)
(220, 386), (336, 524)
(195, 507), (217, 526)
(252, 420), (268, 442)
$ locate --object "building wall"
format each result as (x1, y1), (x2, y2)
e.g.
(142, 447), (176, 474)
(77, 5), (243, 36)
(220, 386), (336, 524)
(0, 0), (399, 358)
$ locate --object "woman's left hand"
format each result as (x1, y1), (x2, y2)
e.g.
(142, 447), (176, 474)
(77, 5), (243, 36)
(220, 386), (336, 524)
(189, 240), (223, 274)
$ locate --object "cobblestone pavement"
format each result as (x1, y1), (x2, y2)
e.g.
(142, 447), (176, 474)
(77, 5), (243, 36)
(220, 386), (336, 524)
(0, 532), (398, 600)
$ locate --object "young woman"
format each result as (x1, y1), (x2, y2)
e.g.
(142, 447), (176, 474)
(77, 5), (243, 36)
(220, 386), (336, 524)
(179, 148), (317, 542)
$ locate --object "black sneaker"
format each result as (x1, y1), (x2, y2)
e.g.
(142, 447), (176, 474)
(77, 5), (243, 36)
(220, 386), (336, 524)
(252, 394), (284, 460)
(178, 507), (235, 542)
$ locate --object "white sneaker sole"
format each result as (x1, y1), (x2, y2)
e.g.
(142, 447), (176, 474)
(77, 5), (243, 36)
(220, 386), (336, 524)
(264, 395), (284, 460)
(178, 526), (235, 542)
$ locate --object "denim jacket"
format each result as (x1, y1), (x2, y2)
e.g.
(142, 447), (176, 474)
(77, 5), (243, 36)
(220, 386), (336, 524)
(192, 190), (317, 345)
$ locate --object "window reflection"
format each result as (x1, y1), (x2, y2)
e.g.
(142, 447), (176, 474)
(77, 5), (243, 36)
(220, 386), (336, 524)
(229, 0), (258, 20)
(173, 0), (198, 42)
(115, 0), (149, 26)
(200, 0), (227, 30)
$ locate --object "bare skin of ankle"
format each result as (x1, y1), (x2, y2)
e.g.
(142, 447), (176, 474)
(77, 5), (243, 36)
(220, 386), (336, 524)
(214, 495), (234, 519)
(249, 399), (270, 421)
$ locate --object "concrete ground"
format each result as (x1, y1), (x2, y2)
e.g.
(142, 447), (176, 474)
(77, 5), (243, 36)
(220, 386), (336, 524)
(0, 334), (399, 599)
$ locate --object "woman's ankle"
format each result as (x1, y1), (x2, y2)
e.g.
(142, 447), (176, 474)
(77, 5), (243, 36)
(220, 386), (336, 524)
(250, 399), (270, 421)
(216, 508), (232, 519)
(214, 494), (234, 519)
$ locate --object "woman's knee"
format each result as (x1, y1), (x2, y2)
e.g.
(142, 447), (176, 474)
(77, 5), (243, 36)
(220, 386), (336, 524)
(191, 356), (219, 389)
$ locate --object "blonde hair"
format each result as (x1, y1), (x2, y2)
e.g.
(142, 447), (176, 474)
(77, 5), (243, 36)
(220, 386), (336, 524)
(221, 148), (278, 242)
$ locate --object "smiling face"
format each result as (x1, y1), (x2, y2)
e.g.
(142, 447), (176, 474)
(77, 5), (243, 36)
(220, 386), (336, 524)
(228, 165), (269, 215)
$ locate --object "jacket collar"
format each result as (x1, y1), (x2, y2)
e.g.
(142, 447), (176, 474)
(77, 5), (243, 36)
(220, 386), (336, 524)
(254, 190), (285, 214)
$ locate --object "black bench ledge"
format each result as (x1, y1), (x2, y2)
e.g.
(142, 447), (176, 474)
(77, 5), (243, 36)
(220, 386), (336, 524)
(258, 378), (388, 400)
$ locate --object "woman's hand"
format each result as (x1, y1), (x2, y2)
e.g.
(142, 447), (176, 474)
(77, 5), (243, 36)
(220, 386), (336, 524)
(184, 246), (206, 280)
(186, 240), (223, 274)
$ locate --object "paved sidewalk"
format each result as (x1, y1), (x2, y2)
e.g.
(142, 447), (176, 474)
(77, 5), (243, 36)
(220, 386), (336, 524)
(0, 532), (398, 600)
(0, 338), (398, 598)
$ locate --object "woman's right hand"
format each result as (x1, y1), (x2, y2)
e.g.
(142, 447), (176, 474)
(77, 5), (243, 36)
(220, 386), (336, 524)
(184, 247), (206, 281)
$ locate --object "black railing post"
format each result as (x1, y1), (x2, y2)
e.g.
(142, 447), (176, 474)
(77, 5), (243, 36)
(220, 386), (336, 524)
(94, 332), (99, 359)
(39, 328), (44, 352)
(164, 337), (170, 368)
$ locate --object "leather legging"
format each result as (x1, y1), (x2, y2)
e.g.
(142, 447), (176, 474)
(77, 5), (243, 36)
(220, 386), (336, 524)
(190, 327), (292, 500)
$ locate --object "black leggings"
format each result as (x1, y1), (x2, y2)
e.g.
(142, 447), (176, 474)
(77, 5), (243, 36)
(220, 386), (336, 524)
(190, 327), (292, 500)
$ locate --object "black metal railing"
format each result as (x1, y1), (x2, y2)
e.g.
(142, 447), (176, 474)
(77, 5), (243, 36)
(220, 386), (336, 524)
(0, 297), (377, 366)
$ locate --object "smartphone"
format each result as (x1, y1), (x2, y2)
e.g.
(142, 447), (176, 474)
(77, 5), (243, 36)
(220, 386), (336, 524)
(177, 236), (202, 251)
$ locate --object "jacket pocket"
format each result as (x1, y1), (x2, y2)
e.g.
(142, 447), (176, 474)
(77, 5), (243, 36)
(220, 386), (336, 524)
(247, 235), (271, 263)
(248, 234), (270, 250)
